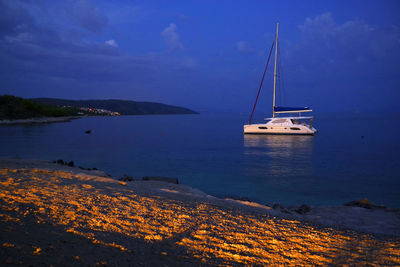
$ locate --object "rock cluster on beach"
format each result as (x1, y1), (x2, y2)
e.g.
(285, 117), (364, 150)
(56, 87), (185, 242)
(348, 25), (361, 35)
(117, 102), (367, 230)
(119, 174), (179, 184)
(272, 203), (311, 215)
(344, 198), (388, 210)
(53, 159), (74, 167)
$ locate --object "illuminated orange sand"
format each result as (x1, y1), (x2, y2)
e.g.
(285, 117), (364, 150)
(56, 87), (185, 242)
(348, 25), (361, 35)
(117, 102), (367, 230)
(0, 162), (399, 265)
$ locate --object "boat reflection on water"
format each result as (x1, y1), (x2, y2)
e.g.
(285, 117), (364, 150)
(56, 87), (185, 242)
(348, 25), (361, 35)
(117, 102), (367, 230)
(243, 135), (314, 177)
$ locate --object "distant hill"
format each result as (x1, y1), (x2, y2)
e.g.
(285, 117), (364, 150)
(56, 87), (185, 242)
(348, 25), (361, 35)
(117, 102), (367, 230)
(31, 98), (198, 115)
(0, 95), (80, 120)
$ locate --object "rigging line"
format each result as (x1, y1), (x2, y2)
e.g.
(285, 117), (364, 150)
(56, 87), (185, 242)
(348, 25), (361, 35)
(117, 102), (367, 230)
(248, 40), (275, 124)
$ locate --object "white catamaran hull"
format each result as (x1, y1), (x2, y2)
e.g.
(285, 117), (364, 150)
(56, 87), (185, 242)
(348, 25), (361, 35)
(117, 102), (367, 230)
(243, 117), (316, 135)
(243, 124), (316, 135)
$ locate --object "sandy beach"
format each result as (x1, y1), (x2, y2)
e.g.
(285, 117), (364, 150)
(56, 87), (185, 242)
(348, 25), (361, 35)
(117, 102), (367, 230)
(0, 159), (399, 266)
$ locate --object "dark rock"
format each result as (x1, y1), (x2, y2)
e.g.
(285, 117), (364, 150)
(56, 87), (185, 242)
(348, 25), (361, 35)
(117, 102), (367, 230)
(77, 166), (102, 172)
(271, 203), (292, 214)
(119, 175), (136, 182)
(142, 176), (179, 184)
(272, 203), (284, 210)
(294, 204), (311, 214)
(344, 198), (374, 209)
(281, 208), (292, 214)
(67, 161), (74, 167)
(344, 198), (386, 210)
(85, 130), (92, 134)
(56, 159), (64, 165)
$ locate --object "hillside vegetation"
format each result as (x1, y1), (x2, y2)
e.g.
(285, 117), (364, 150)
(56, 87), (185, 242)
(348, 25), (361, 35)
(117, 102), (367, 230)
(0, 95), (79, 120)
(0, 95), (197, 120)
(32, 98), (197, 115)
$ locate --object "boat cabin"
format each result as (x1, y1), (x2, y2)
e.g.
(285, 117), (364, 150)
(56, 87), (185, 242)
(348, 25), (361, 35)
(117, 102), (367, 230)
(265, 116), (313, 127)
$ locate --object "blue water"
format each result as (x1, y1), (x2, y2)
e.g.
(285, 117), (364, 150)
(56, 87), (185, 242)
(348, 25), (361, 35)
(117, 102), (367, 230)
(1, 113), (399, 207)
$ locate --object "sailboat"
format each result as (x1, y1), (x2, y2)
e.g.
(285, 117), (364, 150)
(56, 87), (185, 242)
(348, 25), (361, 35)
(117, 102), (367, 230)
(243, 23), (317, 135)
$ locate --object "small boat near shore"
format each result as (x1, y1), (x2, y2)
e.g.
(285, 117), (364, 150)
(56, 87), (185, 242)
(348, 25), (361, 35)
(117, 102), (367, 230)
(244, 23), (317, 135)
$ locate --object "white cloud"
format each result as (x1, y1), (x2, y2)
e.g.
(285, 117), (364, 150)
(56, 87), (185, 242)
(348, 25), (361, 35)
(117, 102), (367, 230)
(161, 23), (183, 50)
(299, 12), (336, 38)
(279, 12), (400, 111)
(294, 12), (400, 64)
(105, 39), (118, 47)
(5, 32), (33, 43)
(236, 41), (255, 54)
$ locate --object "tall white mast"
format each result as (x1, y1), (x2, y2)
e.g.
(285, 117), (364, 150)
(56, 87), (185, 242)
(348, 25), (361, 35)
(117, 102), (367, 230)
(272, 22), (279, 118)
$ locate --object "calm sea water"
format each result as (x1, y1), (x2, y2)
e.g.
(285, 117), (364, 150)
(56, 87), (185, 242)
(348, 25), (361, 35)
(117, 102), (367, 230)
(1, 113), (399, 207)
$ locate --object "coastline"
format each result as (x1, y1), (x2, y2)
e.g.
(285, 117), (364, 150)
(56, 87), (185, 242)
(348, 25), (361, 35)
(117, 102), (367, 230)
(0, 113), (199, 125)
(1, 159), (399, 265)
(0, 116), (81, 125)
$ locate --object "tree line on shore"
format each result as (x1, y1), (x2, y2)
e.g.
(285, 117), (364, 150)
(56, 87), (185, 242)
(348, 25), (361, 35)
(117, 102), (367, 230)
(0, 95), (197, 120)
(0, 95), (80, 120)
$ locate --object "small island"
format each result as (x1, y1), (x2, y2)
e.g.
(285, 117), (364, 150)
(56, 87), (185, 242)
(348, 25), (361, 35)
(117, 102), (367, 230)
(0, 95), (197, 124)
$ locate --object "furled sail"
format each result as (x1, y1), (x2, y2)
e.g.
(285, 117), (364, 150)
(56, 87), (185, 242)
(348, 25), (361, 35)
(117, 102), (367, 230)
(274, 106), (312, 113)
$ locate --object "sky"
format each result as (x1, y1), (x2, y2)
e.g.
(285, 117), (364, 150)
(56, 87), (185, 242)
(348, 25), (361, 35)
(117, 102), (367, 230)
(0, 0), (399, 114)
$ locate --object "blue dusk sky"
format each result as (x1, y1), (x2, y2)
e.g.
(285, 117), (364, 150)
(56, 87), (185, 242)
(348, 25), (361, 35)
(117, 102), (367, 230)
(0, 0), (399, 114)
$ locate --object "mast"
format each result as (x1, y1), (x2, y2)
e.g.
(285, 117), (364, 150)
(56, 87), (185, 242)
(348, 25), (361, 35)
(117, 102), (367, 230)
(272, 22), (279, 118)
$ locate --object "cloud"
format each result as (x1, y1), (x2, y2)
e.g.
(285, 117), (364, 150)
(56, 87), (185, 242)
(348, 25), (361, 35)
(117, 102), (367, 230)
(280, 12), (400, 111)
(70, 0), (108, 33)
(0, 0), (36, 37)
(105, 39), (118, 47)
(292, 12), (400, 75)
(0, 0), (150, 96)
(298, 12), (336, 38)
(161, 23), (184, 50)
(0, 1), (200, 104)
(181, 57), (197, 68)
(236, 41), (255, 54)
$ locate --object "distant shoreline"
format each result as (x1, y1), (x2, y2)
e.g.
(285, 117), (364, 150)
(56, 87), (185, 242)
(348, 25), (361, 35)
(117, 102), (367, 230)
(0, 116), (81, 125)
(0, 113), (199, 125)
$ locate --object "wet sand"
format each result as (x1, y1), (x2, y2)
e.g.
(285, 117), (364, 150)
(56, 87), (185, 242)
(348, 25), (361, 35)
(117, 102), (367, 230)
(0, 159), (399, 266)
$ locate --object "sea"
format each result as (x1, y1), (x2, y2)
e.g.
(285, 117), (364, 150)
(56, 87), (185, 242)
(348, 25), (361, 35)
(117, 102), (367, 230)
(1, 113), (399, 208)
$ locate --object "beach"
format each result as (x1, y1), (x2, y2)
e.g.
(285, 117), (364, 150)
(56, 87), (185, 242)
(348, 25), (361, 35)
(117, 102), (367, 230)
(0, 159), (399, 266)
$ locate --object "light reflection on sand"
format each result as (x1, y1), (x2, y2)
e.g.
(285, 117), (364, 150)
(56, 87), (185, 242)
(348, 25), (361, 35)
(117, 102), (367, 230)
(0, 167), (399, 265)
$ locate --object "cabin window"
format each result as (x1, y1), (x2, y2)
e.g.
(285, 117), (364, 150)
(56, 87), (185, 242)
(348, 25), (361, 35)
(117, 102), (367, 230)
(272, 119), (287, 124)
(290, 127), (301, 130)
(258, 127), (267, 129)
